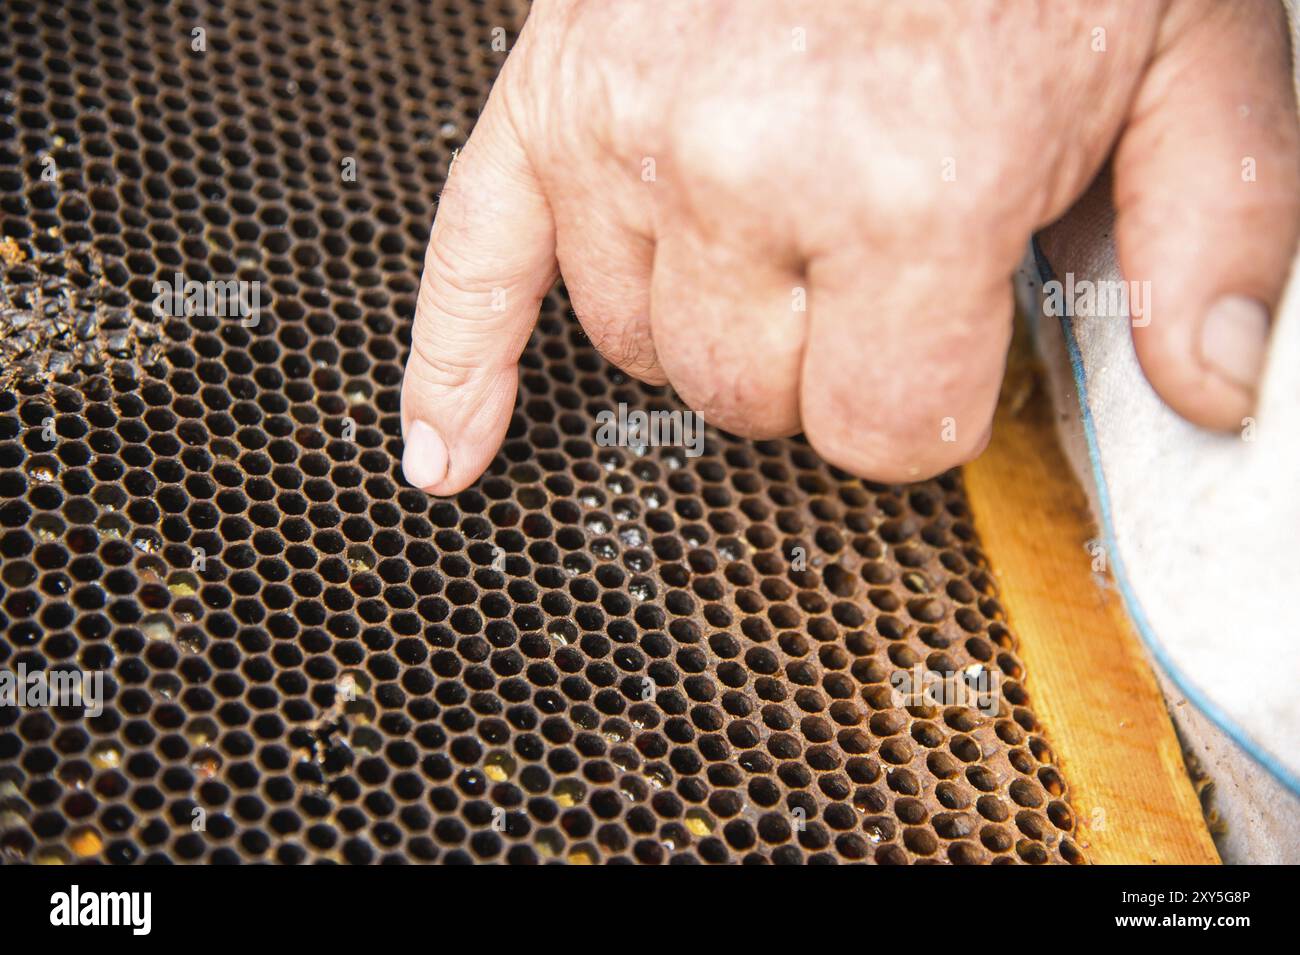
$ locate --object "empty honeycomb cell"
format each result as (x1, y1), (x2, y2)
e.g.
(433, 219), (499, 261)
(0, 0), (1085, 864)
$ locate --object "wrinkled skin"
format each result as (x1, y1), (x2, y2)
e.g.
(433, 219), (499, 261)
(399, 0), (1300, 493)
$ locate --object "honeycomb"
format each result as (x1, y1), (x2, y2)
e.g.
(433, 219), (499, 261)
(0, 0), (1085, 864)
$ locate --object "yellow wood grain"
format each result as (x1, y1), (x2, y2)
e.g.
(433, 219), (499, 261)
(962, 331), (1219, 865)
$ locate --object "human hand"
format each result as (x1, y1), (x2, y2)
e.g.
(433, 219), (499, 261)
(399, 0), (1300, 493)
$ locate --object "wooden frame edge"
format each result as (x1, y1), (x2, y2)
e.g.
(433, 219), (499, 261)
(962, 330), (1219, 865)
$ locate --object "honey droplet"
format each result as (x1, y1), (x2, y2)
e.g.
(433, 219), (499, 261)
(536, 830), (563, 858)
(69, 826), (103, 858)
(684, 809), (715, 837)
(191, 749), (222, 779)
(90, 742), (122, 770)
(140, 613), (173, 642)
(484, 751), (515, 782)
(554, 779), (585, 808)
(167, 572), (199, 598)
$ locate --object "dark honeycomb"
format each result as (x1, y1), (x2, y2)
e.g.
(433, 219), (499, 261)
(0, 0), (1085, 864)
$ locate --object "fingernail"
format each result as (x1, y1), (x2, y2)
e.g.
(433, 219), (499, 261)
(402, 419), (449, 490)
(1199, 295), (1270, 393)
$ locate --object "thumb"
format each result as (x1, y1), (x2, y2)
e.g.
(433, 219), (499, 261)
(401, 64), (557, 494)
(1113, 0), (1300, 430)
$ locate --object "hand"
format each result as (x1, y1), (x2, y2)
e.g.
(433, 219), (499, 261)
(399, 0), (1300, 493)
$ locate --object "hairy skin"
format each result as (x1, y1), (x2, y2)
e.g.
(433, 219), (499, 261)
(400, 0), (1300, 493)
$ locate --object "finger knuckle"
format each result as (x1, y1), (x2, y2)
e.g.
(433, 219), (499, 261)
(407, 332), (478, 392)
